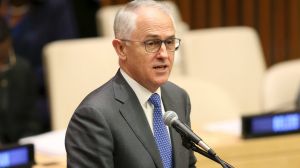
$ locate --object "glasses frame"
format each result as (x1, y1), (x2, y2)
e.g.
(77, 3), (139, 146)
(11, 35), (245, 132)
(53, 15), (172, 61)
(120, 37), (181, 53)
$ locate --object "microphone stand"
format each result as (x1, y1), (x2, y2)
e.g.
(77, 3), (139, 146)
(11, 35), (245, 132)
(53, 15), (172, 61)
(181, 136), (234, 168)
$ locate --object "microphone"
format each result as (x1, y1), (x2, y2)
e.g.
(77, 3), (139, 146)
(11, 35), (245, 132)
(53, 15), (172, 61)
(163, 111), (216, 156)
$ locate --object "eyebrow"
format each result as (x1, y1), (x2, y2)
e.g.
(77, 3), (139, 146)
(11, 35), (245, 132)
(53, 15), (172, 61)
(144, 34), (176, 40)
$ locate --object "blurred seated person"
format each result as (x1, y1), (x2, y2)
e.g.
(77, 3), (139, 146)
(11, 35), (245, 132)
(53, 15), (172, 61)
(0, 0), (79, 131)
(0, 17), (42, 145)
(0, 0), (78, 68)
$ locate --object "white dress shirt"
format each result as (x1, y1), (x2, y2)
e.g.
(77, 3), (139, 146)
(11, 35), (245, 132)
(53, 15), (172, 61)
(120, 69), (169, 133)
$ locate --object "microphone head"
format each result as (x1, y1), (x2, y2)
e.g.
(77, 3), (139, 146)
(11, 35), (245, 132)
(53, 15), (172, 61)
(163, 111), (178, 126)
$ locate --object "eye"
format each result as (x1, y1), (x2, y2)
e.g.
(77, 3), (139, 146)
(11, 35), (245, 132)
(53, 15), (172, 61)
(145, 40), (155, 47)
(145, 40), (161, 46)
(165, 38), (175, 45)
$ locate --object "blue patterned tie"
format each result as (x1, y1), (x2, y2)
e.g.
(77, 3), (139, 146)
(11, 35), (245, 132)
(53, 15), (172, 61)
(149, 93), (173, 168)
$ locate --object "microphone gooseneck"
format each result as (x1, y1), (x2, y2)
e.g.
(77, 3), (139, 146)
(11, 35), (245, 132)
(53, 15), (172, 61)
(163, 111), (234, 168)
(163, 111), (215, 155)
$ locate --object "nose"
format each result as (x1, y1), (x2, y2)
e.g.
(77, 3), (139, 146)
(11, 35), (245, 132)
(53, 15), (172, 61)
(157, 42), (168, 58)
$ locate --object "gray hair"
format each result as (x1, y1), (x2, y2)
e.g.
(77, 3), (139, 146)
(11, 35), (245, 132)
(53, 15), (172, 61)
(113, 0), (174, 39)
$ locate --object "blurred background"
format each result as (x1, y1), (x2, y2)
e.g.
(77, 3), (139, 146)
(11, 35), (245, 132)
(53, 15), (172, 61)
(1, 0), (300, 167)
(105, 0), (300, 67)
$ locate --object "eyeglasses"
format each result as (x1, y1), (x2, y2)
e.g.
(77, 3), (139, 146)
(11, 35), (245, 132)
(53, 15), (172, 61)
(121, 38), (181, 53)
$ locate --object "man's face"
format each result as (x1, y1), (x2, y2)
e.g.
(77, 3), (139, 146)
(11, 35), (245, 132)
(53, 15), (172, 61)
(122, 7), (176, 92)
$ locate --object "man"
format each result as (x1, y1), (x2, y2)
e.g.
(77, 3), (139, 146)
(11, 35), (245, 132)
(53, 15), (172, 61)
(0, 17), (42, 144)
(65, 0), (197, 167)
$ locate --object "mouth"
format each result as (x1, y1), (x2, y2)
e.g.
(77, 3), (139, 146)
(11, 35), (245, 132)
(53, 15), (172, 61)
(153, 65), (168, 70)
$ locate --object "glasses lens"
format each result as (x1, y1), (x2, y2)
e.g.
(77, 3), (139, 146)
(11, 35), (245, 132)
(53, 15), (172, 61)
(165, 38), (177, 51)
(145, 40), (162, 52)
(174, 39), (180, 51)
(144, 38), (181, 53)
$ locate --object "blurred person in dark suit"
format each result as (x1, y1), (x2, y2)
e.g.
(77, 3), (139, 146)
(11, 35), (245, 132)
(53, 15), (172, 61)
(72, 0), (100, 37)
(0, 0), (79, 131)
(0, 16), (42, 145)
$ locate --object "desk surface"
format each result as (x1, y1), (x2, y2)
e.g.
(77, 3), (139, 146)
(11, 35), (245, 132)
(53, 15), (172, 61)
(33, 131), (300, 168)
(34, 153), (66, 168)
(195, 130), (300, 168)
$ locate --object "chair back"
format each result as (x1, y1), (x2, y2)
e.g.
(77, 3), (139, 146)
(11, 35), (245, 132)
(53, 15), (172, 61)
(43, 37), (118, 130)
(170, 76), (240, 128)
(181, 27), (267, 114)
(263, 59), (300, 112)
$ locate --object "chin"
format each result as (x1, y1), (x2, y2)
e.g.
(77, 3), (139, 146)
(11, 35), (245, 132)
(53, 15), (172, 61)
(156, 77), (169, 86)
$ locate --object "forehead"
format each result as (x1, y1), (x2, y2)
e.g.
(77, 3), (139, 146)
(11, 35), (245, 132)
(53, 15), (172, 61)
(132, 7), (175, 39)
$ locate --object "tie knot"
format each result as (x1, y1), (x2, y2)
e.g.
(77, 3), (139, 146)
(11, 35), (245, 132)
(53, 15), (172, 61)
(149, 93), (161, 108)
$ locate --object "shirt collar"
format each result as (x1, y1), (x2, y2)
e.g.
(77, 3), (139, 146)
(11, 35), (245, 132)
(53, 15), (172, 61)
(120, 69), (161, 106)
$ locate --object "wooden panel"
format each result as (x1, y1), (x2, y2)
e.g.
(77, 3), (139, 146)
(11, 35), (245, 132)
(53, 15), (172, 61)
(242, 0), (256, 27)
(272, 0), (287, 64)
(181, 0), (300, 66)
(174, 0), (191, 27)
(100, 0), (300, 67)
(258, 0), (271, 66)
(191, 0), (208, 29)
(225, 0), (239, 26)
(100, 0), (111, 6)
(208, 0), (223, 27)
(287, 0), (300, 60)
(101, 0), (128, 6)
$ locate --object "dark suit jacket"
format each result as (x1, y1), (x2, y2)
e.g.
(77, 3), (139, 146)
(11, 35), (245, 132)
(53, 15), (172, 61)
(0, 56), (41, 144)
(65, 70), (197, 168)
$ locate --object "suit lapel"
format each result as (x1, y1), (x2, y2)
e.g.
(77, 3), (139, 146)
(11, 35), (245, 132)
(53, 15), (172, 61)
(161, 85), (185, 168)
(113, 71), (164, 168)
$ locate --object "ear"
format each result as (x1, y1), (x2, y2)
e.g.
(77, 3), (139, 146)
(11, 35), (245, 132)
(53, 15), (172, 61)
(112, 39), (127, 60)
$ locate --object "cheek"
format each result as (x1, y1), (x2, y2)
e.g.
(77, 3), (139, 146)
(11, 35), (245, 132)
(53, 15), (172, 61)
(169, 54), (175, 62)
(130, 53), (147, 66)
(127, 52), (149, 72)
